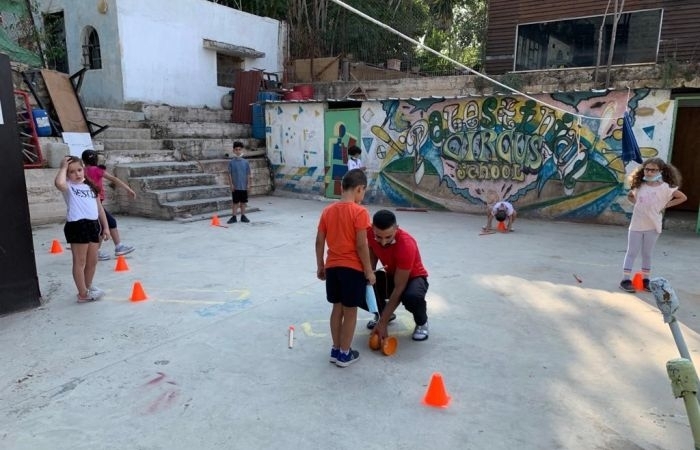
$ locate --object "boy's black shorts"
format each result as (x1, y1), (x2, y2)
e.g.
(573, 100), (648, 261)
(325, 266), (366, 308)
(64, 219), (100, 244)
(232, 190), (248, 204)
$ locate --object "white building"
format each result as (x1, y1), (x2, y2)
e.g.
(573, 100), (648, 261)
(34, 0), (285, 109)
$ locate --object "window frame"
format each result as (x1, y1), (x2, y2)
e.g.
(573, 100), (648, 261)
(512, 8), (663, 72)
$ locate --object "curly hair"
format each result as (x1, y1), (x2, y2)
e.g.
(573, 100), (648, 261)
(628, 157), (682, 190)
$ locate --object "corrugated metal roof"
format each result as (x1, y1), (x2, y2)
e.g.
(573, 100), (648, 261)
(232, 70), (263, 124)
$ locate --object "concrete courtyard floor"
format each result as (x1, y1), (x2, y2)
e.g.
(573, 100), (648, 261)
(1, 195), (700, 450)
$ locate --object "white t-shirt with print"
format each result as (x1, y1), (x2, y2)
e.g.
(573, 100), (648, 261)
(62, 181), (99, 222)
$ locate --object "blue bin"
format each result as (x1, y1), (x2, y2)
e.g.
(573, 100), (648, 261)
(252, 103), (265, 139)
(256, 91), (282, 103)
(32, 109), (52, 136)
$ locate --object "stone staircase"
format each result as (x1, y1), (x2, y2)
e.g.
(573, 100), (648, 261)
(87, 105), (272, 220)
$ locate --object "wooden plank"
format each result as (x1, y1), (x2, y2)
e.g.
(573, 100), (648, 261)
(40, 69), (88, 133)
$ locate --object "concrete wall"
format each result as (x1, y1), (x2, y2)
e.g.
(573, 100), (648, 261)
(268, 88), (675, 225)
(36, 0), (282, 109)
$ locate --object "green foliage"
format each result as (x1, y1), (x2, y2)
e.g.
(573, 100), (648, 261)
(207, 0), (486, 71)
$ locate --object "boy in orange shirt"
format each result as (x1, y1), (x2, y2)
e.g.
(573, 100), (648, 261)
(315, 169), (376, 367)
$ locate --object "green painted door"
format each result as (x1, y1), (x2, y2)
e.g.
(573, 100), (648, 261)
(323, 109), (360, 198)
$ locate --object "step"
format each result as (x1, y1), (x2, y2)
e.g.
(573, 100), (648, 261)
(86, 107), (146, 122)
(103, 139), (165, 151)
(115, 161), (204, 177)
(163, 196), (233, 219)
(153, 122), (250, 139)
(169, 139), (266, 160)
(129, 173), (218, 190)
(97, 127), (152, 140)
(151, 185), (231, 203)
(143, 104), (233, 123)
(105, 149), (178, 165)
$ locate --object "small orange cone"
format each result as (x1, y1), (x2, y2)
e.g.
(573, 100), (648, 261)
(130, 281), (148, 302)
(422, 372), (451, 408)
(497, 221), (507, 232)
(632, 272), (644, 291)
(50, 239), (63, 254)
(115, 255), (129, 272)
(211, 215), (221, 226)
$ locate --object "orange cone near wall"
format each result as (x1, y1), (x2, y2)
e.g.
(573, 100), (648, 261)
(211, 215), (221, 226)
(422, 372), (451, 408)
(50, 239), (63, 254)
(130, 281), (148, 302)
(115, 255), (129, 272)
(632, 272), (644, 291)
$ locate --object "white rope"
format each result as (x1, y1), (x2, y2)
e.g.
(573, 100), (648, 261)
(330, 0), (613, 121)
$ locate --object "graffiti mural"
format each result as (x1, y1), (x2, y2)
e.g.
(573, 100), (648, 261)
(363, 90), (671, 221)
(265, 89), (674, 224)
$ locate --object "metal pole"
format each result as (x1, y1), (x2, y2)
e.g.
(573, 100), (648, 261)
(666, 358), (700, 449)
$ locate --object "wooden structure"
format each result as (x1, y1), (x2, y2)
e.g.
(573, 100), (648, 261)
(484, 0), (700, 74)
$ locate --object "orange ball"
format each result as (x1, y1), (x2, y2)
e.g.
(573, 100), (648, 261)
(369, 333), (381, 350)
(382, 336), (398, 356)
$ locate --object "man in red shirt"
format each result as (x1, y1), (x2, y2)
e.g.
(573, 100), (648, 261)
(366, 210), (430, 341)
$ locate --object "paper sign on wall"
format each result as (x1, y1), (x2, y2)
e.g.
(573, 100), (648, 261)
(62, 132), (94, 157)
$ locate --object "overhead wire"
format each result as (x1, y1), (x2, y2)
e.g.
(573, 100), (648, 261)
(329, 0), (615, 121)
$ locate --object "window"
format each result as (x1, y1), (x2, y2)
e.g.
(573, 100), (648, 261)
(515, 9), (662, 71)
(217, 52), (243, 87)
(81, 26), (102, 69)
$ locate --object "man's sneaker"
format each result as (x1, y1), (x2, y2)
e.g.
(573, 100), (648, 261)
(88, 286), (105, 299)
(335, 349), (360, 367)
(98, 250), (111, 261)
(412, 322), (429, 341)
(619, 279), (635, 293)
(643, 278), (651, 292)
(240, 215), (250, 223)
(227, 216), (237, 224)
(329, 347), (340, 363)
(366, 313), (397, 329)
(114, 243), (135, 256)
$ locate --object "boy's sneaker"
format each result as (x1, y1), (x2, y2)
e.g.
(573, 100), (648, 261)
(98, 250), (111, 261)
(412, 322), (429, 341)
(643, 278), (651, 292)
(335, 349), (360, 367)
(227, 216), (237, 224)
(619, 279), (635, 293)
(88, 286), (105, 299)
(329, 347), (340, 363)
(366, 312), (397, 329)
(114, 243), (135, 256)
(240, 215), (250, 223)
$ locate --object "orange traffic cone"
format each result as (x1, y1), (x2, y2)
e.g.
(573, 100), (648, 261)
(50, 239), (63, 254)
(632, 272), (644, 291)
(422, 372), (451, 408)
(130, 281), (148, 302)
(497, 221), (507, 232)
(115, 255), (129, 272)
(211, 215), (221, 226)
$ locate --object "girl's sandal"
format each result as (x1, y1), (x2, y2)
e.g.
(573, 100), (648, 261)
(77, 294), (97, 303)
